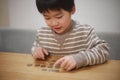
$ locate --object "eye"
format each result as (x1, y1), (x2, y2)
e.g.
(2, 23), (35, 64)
(56, 15), (63, 19)
(44, 17), (50, 20)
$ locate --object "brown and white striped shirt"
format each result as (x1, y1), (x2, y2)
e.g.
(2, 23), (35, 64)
(32, 20), (110, 68)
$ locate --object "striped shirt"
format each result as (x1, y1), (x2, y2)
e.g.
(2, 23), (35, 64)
(32, 20), (110, 68)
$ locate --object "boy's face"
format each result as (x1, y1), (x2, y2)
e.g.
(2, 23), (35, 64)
(42, 9), (75, 34)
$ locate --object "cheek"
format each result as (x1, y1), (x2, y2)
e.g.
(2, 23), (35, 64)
(45, 20), (51, 26)
(60, 17), (71, 26)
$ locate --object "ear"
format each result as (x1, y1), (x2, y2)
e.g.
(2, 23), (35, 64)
(71, 6), (76, 14)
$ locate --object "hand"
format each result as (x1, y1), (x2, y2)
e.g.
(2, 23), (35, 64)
(32, 47), (49, 60)
(53, 56), (77, 71)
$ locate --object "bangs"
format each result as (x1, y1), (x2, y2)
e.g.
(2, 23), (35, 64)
(36, 0), (74, 13)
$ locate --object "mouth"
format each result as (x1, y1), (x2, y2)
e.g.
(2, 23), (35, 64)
(54, 26), (62, 31)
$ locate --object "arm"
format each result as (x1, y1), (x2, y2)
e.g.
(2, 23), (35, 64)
(31, 29), (49, 59)
(54, 25), (110, 71)
(72, 26), (110, 68)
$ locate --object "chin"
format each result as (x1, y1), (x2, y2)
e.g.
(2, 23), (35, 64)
(55, 31), (64, 34)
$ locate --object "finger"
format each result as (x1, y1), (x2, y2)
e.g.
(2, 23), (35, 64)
(64, 62), (71, 70)
(66, 64), (75, 71)
(33, 52), (37, 58)
(66, 61), (76, 71)
(37, 49), (44, 59)
(33, 50), (40, 59)
(39, 48), (45, 59)
(34, 48), (44, 59)
(36, 48), (42, 58)
(61, 59), (68, 68)
(42, 48), (49, 56)
(53, 57), (64, 67)
(65, 62), (73, 71)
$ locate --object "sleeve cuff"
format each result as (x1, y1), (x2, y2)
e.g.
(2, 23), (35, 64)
(72, 52), (87, 69)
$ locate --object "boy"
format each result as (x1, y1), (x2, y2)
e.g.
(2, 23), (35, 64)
(32, 0), (110, 71)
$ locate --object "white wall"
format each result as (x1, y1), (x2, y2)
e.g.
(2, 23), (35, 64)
(0, 0), (9, 27)
(9, 0), (120, 32)
(9, 0), (45, 30)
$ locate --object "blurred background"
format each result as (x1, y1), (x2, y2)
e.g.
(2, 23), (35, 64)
(0, 0), (120, 59)
(0, 0), (120, 32)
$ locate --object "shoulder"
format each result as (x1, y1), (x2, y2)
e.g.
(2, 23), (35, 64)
(36, 26), (53, 35)
(73, 20), (94, 32)
(35, 26), (54, 37)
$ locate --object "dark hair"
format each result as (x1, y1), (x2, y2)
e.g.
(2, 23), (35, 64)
(36, 0), (75, 13)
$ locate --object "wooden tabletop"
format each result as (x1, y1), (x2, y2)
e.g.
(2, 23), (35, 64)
(0, 52), (120, 80)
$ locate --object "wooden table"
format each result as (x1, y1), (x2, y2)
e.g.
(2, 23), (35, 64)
(0, 52), (120, 80)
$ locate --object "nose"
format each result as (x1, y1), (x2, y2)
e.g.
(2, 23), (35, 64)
(51, 20), (58, 26)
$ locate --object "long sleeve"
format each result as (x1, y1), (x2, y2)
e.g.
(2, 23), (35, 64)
(72, 26), (110, 68)
(31, 27), (58, 54)
(31, 22), (110, 69)
(31, 29), (41, 54)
